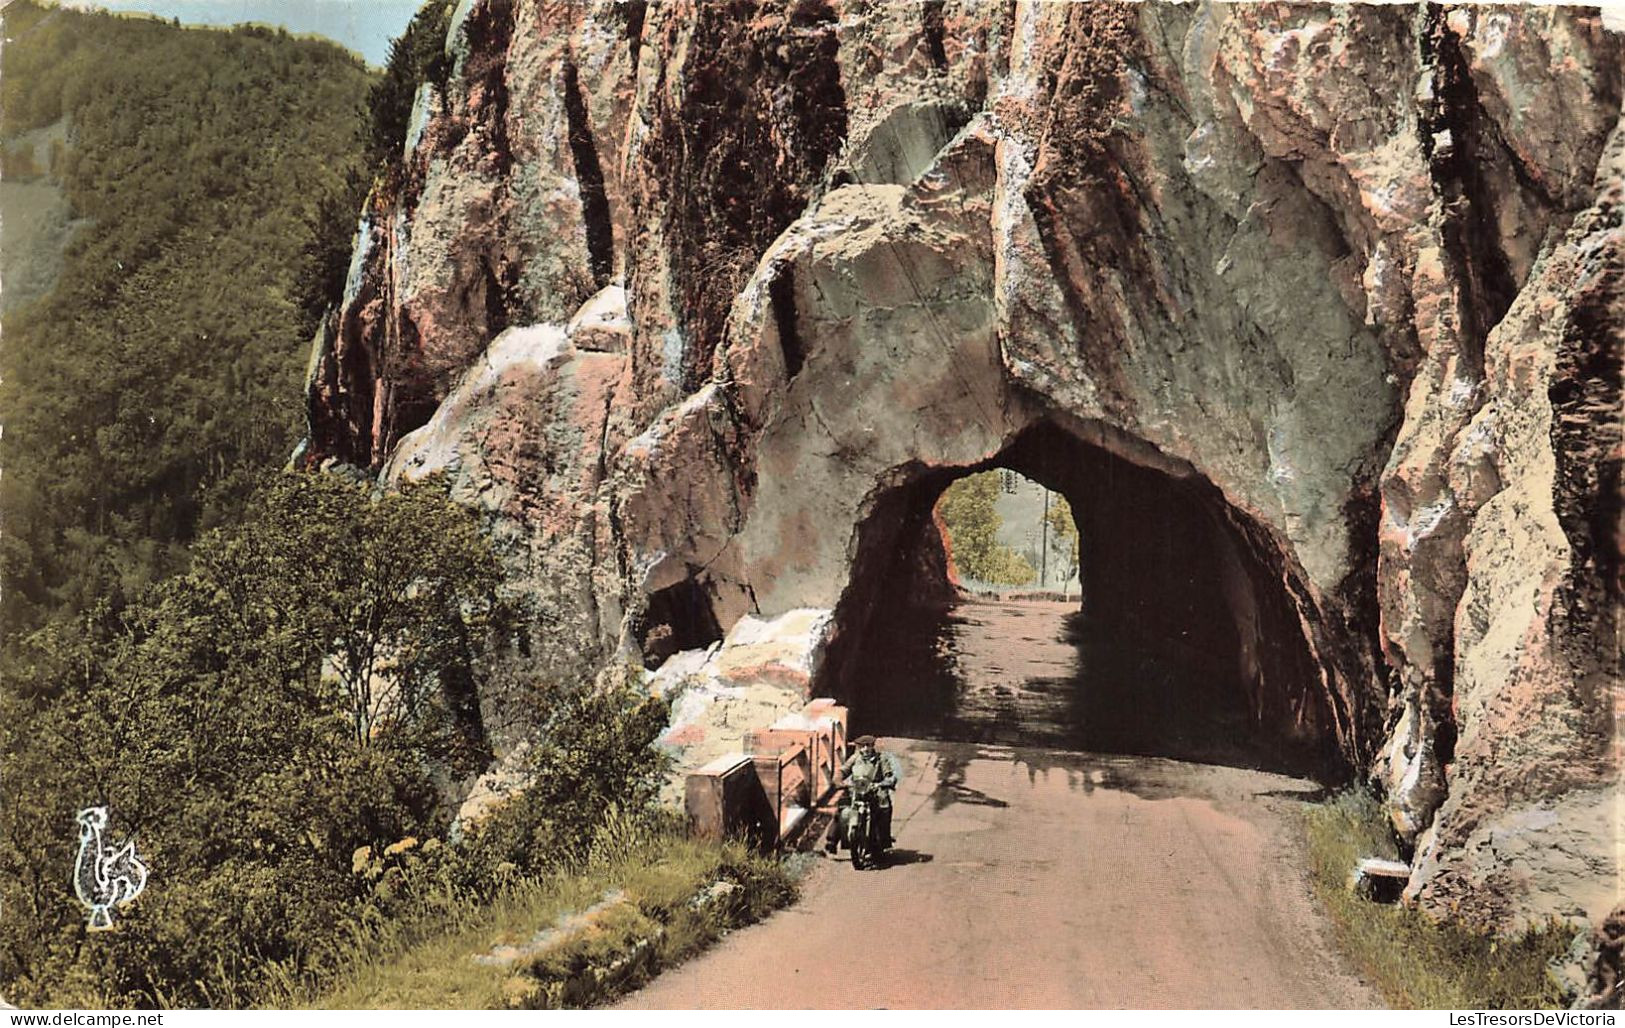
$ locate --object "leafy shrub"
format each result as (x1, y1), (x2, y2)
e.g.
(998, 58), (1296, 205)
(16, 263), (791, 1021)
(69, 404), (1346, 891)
(463, 666), (673, 879)
(0, 471), (690, 1008)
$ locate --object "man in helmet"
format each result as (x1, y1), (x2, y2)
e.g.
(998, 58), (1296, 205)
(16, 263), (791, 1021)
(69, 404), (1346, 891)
(824, 735), (902, 855)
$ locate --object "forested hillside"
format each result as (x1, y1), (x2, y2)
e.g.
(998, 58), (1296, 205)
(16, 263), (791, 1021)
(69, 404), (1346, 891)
(0, 5), (690, 1008)
(0, 0), (375, 637)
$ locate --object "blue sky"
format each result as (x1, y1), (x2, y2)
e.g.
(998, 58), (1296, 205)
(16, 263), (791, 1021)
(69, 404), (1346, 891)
(56, 0), (427, 65)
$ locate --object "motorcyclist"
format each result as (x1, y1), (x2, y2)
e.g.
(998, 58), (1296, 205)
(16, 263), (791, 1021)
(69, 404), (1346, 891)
(824, 735), (902, 855)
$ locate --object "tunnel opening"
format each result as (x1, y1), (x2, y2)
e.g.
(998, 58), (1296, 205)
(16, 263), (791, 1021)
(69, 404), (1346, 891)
(814, 419), (1345, 779)
(936, 467), (1082, 596)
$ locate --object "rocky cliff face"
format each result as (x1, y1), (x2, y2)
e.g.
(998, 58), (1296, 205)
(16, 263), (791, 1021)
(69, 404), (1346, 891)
(305, 1), (1622, 944)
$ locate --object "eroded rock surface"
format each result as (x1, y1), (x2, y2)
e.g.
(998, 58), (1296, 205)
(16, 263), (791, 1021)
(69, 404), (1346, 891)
(305, 0), (1623, 952)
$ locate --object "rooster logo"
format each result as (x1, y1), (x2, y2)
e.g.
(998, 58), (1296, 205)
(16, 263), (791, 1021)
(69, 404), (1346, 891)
(73, 807), (148, 931)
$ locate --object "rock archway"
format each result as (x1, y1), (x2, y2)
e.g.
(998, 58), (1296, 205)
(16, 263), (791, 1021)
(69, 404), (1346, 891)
(618, 134), (1385, 781)
(815, 417), (1343, 776)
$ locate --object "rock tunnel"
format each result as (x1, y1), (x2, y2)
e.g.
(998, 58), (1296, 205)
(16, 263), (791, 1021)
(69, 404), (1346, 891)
(814, 417), (1345, 778)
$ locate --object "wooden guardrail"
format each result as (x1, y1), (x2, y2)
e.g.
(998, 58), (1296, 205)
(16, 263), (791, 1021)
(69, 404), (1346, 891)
(685, 754), (776, 848)
(685, 698), (848, 849)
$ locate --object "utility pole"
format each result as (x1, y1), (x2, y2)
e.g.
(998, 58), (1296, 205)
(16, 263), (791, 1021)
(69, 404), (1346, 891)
(1040, 488), (1050, 589)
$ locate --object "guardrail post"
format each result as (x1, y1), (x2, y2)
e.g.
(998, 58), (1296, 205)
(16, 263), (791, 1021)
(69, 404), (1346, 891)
(685, 753), (774, 847)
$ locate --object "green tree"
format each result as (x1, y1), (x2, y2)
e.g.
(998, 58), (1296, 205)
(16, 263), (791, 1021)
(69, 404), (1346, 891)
(936, 472), (1036, 586)
(195, 473), (504, 750)
(464, 662), (672, 875)
(366, 0), (453, 177)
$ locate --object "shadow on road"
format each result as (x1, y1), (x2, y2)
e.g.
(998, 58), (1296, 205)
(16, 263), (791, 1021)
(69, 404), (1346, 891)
(847, 599), (1322, 778)
(930, 750), (1011, 811)
(909, 738), (1331, 808)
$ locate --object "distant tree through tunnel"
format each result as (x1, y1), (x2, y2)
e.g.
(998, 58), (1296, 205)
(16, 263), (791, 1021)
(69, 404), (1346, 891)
(936, 468), (1081, 595)
(815, 418), (1346, 779)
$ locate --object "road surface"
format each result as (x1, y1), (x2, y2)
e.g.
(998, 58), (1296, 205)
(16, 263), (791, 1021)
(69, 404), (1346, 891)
(618, 600), (1379, 1008)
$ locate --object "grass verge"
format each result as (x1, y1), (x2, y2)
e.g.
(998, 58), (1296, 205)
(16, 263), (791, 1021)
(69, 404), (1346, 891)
(1305, 789), (1576, 1008)
(304, 823), (797, 1009)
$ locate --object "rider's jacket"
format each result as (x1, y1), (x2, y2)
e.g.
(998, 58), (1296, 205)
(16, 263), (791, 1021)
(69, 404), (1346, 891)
(842, 749), (902, 808)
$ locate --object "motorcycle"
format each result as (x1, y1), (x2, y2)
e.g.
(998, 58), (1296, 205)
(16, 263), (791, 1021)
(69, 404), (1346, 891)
(845, 773), (885, 871)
